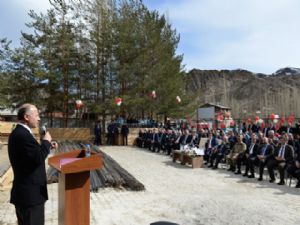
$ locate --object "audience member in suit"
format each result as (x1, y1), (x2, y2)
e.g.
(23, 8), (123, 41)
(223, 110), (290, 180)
(159, 129), (167, 153)
(279, 124), (294, 135)
(146, 129), (153, 149)
(294, 134), (300, 159)
(267, 130), (279, 148)
(287, 148), (300, 188)
(210, 136), (231, 169)
(227, 130), (237, 149)
(121, 124), (129, 146)
(112, 125), (119, 145)
(173, 130), (182, 150)
(8, 104), (57, 225)
(94, 120), (102, 146)
(150, 128), (161, 152)
(106, 122), (115, 145)
(204, 133), (218, 164)
(267, 134), (294, 185)
(189, 129), (200, 147)
(287, 133), (296, 150)
(264, 123), (275, 137)
(136, 129), (144, 148)
(179, 129), (192, 150)
(164, 129), (174, 155)
(242, 134), (259, 178)
(247, 122), (258, 133)
(257, 137), (274, 181)
(227, 135), (246, 173)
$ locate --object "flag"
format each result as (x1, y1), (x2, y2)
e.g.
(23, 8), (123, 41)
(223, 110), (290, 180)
(280, 114), (285, 124)
(75, 100), (83, 109)
(150, 90), (156, 98)
(288, 113), (295, 125)
(115, 97), (122, 106)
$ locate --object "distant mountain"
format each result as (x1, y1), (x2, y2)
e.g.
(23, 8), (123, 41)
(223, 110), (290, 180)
(274, 67), (300, 76)
(185, 68), (300, 119)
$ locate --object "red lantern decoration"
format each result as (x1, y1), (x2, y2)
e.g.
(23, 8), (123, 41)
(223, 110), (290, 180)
(75, 100), (83, 109)
(150, 90), (156, 98)
(225, 112), (230, 118)
(260, 122), (265, 130)
(280, 114), (285, 124)
(275, 122), (280, 131)
(269, 113), (275, 120)
(217, 114), (224, 122)
(220, 123), (226, 129)
(115, 97), (122, 106)
(288, 113), (295, 125)
(230, 120), (235, 127)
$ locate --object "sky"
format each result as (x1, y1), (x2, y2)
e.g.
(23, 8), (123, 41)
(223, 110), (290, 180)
(1, 0), (300, 74)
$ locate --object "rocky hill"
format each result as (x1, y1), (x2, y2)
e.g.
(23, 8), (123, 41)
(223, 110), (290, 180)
(185, 67), (300, 119)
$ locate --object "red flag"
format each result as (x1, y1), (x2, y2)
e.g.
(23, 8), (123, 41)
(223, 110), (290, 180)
(218, 114), (224, 122)
(260, 122), (265, 131)
(115, 97), (122, 106)
(150, 90), (156, 98)
(275, 122), (280, 131)
(220, 123), (226, 129)
(288, 113), (295, 125)
(269, 113), (275, 120)
(280, 114), (285, 124)
(75, 100), (83, 109)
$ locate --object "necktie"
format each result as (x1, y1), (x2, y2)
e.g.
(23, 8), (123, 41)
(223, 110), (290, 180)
(262, 145), (268, 156)
(278, 146), (285, 158)
(250, 144), (254, 154)
(183, 135), (188, 144)
(281, 145), (285, 158)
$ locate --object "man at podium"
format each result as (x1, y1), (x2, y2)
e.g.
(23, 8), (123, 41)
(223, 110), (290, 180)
(8, 103), (57, 225)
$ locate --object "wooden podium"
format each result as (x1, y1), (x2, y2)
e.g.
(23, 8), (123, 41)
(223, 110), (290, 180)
(48, 150), (103, 225)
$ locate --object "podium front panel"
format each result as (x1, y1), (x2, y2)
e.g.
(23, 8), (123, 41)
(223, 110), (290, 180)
(59, 171), (90, 225)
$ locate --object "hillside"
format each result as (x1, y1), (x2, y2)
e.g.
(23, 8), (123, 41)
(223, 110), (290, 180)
(185, 67), (300, 119)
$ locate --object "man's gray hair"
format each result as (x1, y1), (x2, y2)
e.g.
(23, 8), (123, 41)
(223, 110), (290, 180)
(17, 104), (35, 120)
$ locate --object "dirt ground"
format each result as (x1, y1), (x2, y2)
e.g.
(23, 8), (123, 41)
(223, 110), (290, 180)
(0, 146), (300, 225)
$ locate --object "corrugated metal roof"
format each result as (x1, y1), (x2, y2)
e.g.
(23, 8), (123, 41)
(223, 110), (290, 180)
(0, 108), (17, 116)
(199, 103), (231, 110)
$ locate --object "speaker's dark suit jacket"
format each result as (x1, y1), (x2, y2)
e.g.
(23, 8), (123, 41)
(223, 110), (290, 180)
(8, 124), (51, 207)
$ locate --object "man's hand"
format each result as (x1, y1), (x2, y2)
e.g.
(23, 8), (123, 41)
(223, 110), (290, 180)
(43, 131), (52, 142)
(51, 141), (58, 149)
(275, 156), (284, 161)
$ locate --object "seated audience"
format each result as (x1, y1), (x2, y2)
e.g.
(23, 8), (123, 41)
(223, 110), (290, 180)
(267, 134), (294, 185)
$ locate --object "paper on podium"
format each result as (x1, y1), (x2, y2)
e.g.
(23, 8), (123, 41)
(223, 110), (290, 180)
(195, 148), (205, 156)
(59, 158), (81, 168)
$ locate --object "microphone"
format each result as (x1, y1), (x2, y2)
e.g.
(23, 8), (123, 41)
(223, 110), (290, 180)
(40, 123), (47, 135)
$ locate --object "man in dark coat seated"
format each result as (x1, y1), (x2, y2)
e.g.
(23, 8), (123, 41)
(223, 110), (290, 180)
(287, 147), (300, 188)
(210, 136), (230, 169)
(204, 133), (218, 165)
(243, 134), (259, 178)
(256, 137), (274, 181)
(267, 134), (294, 185)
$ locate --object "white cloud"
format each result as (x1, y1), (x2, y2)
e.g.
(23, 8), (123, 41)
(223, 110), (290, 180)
(2, 0), (300, 74)
(153, 0), (300, 73)
(12, 0), (51, 12)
